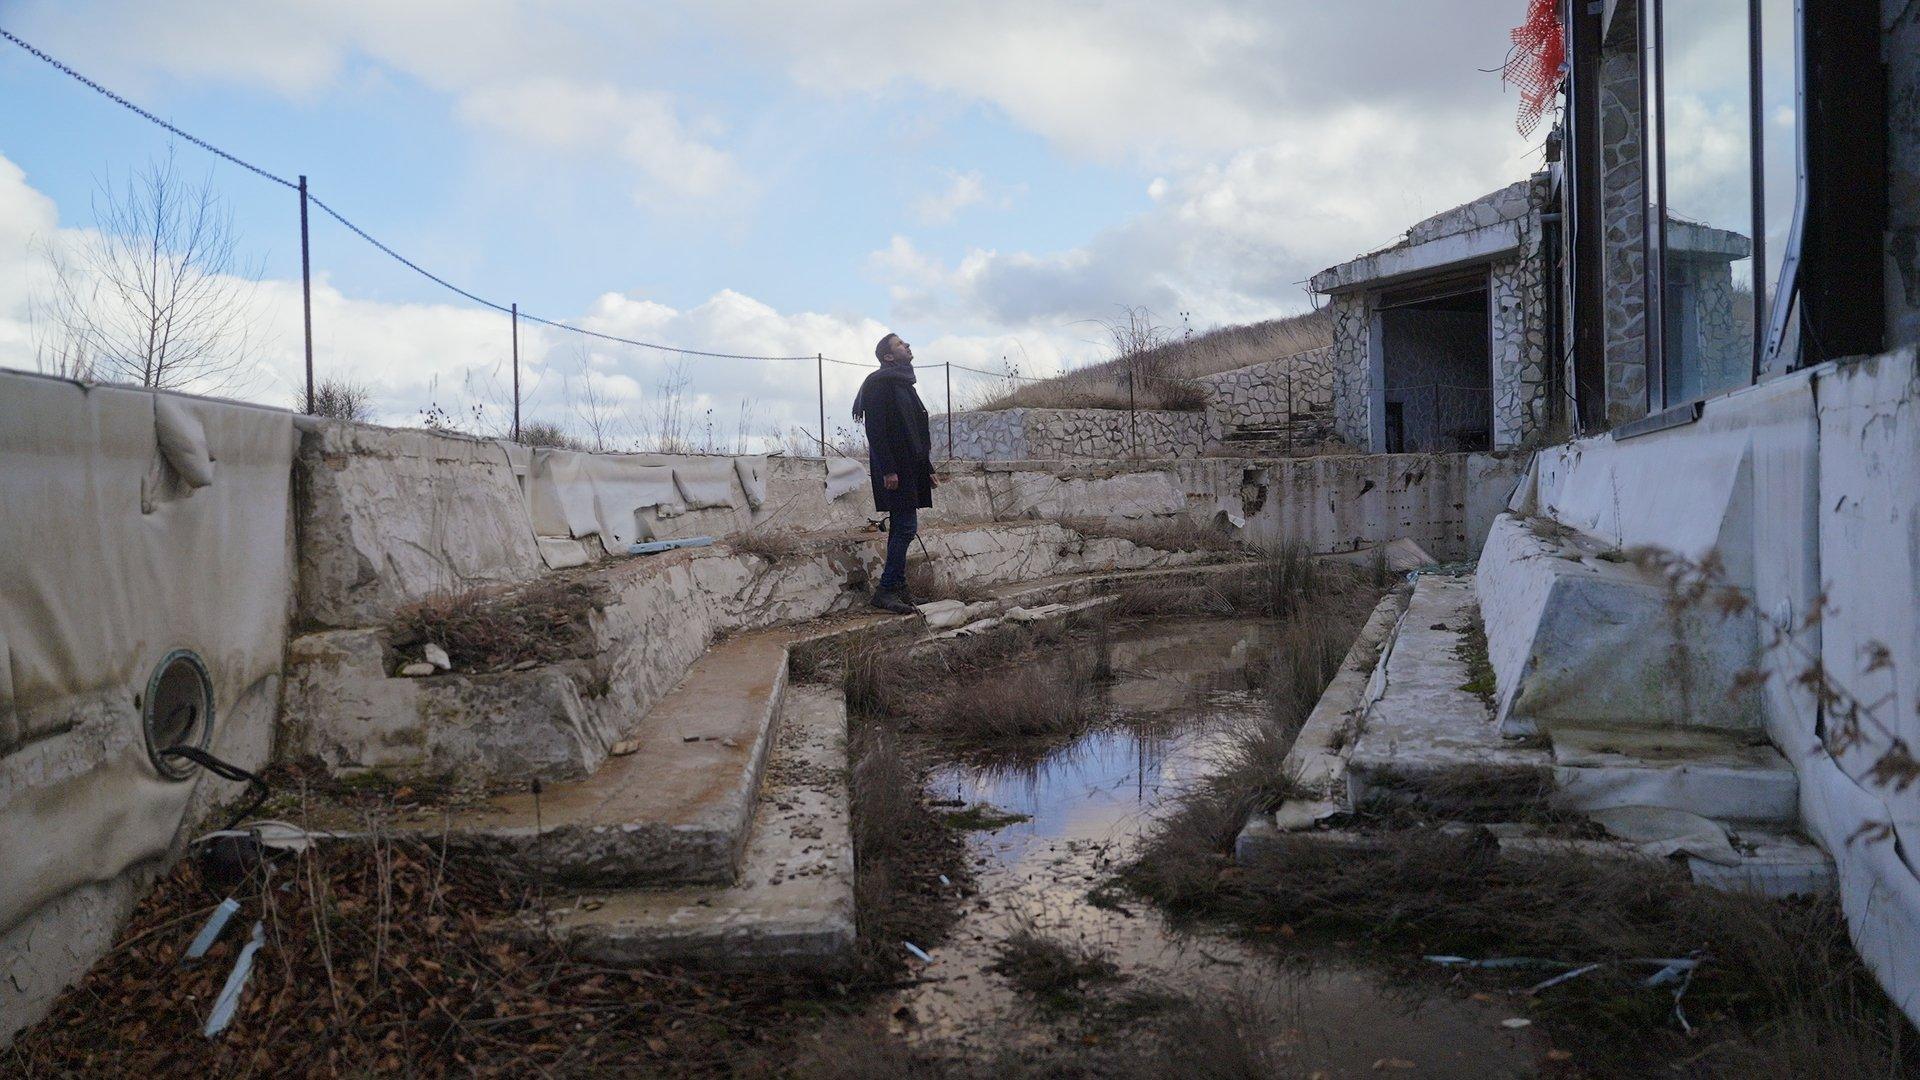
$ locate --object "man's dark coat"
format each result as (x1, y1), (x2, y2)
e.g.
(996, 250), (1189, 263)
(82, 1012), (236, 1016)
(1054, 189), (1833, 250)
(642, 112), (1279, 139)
(853, 364), (934, 513)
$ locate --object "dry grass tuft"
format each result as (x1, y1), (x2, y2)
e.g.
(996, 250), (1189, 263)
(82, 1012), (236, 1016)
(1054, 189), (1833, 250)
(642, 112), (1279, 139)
(729, 527), (809, 562)
(848, 719), (971, 975)
(1136, 825), (1915, 1077)
(926, 655), (1099, 741)
(388, 576), (606, 672)
(988, 928), (1121, 1008)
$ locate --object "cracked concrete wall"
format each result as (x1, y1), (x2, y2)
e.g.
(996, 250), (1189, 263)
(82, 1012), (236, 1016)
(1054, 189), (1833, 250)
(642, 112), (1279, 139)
(296, 421), (546, 630)
(279, 521), (1218, 783)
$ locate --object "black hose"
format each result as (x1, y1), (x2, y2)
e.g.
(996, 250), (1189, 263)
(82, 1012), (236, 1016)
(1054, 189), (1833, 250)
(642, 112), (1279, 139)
(160, 743), (271, 831)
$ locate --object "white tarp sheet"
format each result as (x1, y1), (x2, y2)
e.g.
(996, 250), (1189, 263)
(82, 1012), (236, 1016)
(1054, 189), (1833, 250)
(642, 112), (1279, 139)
(523, 448), (683, 554)
(825, 457), (867, 502)
(0, 372), (295, 935)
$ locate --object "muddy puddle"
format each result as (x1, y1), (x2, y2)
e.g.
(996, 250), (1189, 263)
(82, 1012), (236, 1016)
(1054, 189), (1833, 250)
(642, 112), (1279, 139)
(890, 617), (1541, 1077)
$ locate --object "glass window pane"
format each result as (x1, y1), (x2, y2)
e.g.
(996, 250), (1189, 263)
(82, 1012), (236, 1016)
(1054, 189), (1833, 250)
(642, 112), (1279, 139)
(1759, 0), (1801, 372)
(1658, 0), (1756, 404)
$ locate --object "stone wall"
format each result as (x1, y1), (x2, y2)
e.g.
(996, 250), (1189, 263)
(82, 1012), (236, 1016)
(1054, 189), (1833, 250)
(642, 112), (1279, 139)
(1490, 188), (1553, 445)
(1193, 346), (1336, 445)
(931, 407), (1208, 460)
(1329, 292), (1372, 448)
(1320, 180), (1551, 452)
(1600, 1), (1649, 427)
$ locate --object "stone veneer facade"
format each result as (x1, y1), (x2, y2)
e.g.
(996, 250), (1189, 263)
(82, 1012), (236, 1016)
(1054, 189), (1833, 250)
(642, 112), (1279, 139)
(932, 407), (1209, 460)
(1320, 178), (1554, 451)
(1599, 0), (1648, 426)
(1192, 346), (1336, 445)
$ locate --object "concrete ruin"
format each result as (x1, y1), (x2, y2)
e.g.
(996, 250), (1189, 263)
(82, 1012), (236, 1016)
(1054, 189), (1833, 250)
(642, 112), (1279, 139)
(0, 364), (1526, 1043)
(3, 0), (1918, 1056)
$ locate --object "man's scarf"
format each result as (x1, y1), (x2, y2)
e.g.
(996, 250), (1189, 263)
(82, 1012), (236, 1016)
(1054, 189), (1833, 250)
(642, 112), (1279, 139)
(851, 360), (916, 420)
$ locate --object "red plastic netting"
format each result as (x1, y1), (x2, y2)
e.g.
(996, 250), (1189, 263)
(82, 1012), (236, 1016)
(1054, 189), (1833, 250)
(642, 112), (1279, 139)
(1504, 0), (1566, 136)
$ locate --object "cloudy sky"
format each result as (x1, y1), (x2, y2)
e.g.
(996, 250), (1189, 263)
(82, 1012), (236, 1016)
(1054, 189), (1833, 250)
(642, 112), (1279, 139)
(0, 1), (1542, 443)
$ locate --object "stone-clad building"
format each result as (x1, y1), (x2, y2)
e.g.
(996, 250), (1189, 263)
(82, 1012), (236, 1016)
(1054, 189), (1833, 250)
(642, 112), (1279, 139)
(1312, 178), (1555, 454)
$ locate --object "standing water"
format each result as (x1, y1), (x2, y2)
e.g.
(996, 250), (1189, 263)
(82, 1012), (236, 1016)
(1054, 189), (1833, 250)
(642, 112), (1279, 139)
(889, 617), (1539, 1077)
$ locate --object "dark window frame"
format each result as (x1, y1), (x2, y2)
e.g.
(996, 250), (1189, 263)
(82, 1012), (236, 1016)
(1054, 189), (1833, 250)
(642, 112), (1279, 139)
(1638, 0), (1776, 413)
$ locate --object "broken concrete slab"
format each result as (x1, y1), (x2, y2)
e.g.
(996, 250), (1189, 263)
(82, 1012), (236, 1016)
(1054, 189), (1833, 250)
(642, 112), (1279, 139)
(367, 631), (792, 887)
(1688, 829), (1835, 898)
(1548, 724), (1798, 825)
(534, 685), (855, 972)
(1345, 574), (1551, 816)
(1474, 512), (1761, 736)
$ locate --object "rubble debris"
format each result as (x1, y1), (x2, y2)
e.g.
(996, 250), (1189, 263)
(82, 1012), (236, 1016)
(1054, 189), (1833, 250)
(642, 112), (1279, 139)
(203, 921), (265, 1038)
(422, 642), (452, 670)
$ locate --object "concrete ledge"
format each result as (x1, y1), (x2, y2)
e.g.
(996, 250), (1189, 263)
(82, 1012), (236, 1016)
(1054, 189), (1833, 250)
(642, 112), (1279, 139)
(533, 686), (856, 972)
(1346, 574), (1551, 816)
(418, 632), (789, 887)
(1548, 724), (1799, 825)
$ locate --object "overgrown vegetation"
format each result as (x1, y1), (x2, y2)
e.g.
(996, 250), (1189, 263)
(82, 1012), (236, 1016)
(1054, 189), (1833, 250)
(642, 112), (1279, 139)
(987, 928), (1121, 1011)
(308, 376), (374, 422)
(388, 576), (607, 672)
(975, 308), (1331, 413)
(848, 704), (973, 977)
(1132, 827), (1914, 1077)
(1454, 611), (1498, 708)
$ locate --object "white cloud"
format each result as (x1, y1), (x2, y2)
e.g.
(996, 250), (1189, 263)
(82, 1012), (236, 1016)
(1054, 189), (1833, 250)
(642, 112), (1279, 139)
(458, 79), (746, 205)
(870, 100), (1530, 335)
(912, 170), (998, 225)
(0, 151), (1107, 445)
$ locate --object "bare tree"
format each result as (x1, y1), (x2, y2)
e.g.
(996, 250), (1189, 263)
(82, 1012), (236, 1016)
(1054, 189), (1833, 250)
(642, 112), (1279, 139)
(38, 150), (264, 395)
(309, 376), (374, 422)
(638, 357), (697, 454)
(565, 348), (630, 451)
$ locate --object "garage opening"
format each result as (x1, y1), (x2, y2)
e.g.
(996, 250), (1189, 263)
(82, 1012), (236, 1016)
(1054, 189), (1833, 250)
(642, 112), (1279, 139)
(1378, 275), (1493, 452)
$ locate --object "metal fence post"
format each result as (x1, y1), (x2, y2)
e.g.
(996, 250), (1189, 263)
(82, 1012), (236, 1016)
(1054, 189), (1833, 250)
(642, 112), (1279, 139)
(1127, 370), (1137, 459)
(510, 302), (520, 442)
(298, 175), (314, 414)
(944, 362), (953, 460)
(817, 353), (827, 457)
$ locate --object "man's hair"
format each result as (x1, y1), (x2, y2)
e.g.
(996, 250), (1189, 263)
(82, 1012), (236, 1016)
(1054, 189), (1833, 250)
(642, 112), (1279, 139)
(874, 333), (899, 363)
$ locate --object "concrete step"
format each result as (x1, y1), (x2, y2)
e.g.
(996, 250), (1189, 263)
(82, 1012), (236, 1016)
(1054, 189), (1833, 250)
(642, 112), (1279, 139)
(1345, 574), (1553, 819)
(413, 631), (793, 887)
(1547, 723), (1800, 826)
(523, 685), (856, 972)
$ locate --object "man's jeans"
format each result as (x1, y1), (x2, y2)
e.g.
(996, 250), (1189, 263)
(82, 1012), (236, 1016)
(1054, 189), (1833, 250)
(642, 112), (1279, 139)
(879, 507), (918, 592)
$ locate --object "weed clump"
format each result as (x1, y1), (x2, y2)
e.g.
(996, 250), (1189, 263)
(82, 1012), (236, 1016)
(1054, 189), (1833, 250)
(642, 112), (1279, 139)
(729, 528), (807, 562)
(388, 576), (606, 672)
(988, 929), (1121, 1009)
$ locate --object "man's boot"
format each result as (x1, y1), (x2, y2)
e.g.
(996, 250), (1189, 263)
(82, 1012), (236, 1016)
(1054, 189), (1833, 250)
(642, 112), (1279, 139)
(870, 587), (915, 614)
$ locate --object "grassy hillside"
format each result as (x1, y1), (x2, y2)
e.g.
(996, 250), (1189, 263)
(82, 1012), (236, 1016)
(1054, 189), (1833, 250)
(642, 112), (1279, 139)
(976, 308), (1331, 412)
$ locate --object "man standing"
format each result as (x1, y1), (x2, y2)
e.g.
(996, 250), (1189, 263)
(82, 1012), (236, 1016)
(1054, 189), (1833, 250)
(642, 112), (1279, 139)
(852, 332), (936, 614)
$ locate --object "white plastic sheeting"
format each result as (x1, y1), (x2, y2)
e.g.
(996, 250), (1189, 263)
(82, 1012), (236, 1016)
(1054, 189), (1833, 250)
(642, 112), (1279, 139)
(0, 371), (294, 942)
(825, 457), (867, 502)
(523, 448), (683, 554)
